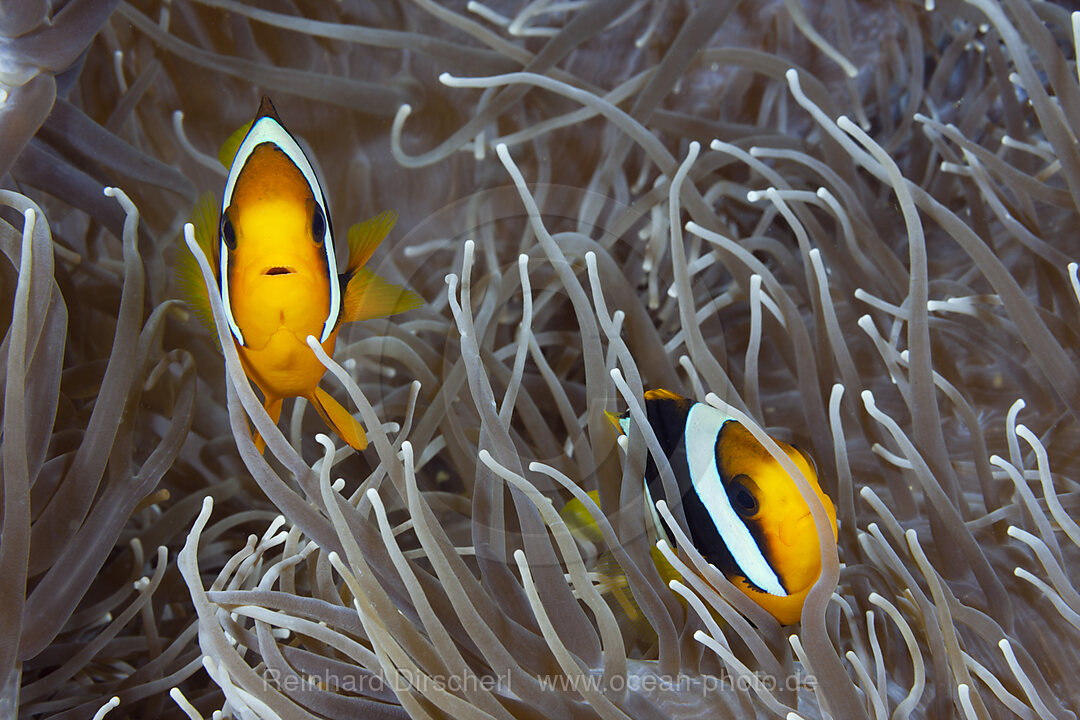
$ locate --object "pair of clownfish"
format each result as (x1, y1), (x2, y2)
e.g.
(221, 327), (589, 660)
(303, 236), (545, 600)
(565, 390), (837, 625)
(179, 97), (421, 451)
(177, 98), (835, 625)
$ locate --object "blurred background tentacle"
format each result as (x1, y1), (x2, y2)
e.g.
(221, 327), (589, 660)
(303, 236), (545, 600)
(2, 1), (1080, 719)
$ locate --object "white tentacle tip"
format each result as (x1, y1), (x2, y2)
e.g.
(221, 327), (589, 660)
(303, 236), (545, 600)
(182, 223), (198, 250)
(315, 432), (334, 450)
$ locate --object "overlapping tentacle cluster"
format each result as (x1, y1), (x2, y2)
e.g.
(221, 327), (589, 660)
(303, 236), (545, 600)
(3, 1), (1080, 719)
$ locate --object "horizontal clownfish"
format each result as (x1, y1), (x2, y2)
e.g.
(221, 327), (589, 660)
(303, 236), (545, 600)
(564, 389), (837, 626)
(178, 96), (421, 452)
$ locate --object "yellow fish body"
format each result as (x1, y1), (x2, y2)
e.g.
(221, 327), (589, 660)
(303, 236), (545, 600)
(571, 389), (837, 626)
(178, 97), (421, 451)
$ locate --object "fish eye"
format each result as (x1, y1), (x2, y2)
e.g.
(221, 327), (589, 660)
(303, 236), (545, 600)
(220, 211), (237, 251)
(312, 204), (326, 245)
(729, 474), (759, 518)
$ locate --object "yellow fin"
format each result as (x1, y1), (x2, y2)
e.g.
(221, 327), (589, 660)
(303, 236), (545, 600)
(603, 410), (623, 435)
(561, 490), (605, 545)
(175, 192), (220, 340)
(253, 397), (283, 455)
(311, 387), (368, 450)
(342, 268), (423, 324)
(218, 119), (254, 168)
(643, 388), (686, 402)
(559, 490), (658, 635)
(346, 211), (397, 271)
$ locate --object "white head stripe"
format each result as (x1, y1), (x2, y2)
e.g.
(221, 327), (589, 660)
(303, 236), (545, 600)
(685, 403), (787, 597)
(218, 114), (340, 345)
(218, 221), (244, 346)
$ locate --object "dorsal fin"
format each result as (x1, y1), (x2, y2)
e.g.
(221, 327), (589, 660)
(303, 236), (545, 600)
(256, 95), (282, 122)
(217, 97), (283, 168)
(643, 388), (686, 403)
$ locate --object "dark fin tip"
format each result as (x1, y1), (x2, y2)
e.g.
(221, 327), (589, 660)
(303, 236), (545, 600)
(257, 95), (281, 122)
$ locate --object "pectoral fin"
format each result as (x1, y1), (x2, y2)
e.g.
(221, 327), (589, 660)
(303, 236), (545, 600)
(176, 192), (221, 341)
(346, 211), (397, 271)
(341, 268), (423, 323)
(219, 119), (254, 167)
(311, 387), (368, 450)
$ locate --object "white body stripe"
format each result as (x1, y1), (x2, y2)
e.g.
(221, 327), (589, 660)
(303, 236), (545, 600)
(219, 115), (340, 346)
(684, 403), (787, 597)
(218, 230), (245, 346)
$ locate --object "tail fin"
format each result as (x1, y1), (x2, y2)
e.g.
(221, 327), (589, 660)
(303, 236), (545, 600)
(561, 491), (695, 638)
(310, 387), (368, 450)
(560, 491), (651, 632)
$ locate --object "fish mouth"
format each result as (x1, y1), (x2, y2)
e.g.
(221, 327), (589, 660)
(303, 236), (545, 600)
(263, 266), (296, 276)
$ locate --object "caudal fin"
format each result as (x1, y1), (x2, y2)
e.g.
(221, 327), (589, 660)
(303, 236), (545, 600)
(560, 490), (668, 636)
(310, 387), (368, 450)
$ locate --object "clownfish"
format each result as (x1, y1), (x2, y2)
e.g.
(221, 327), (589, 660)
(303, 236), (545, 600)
(178, 96), (421, 452)
(565, 389), (837, 626)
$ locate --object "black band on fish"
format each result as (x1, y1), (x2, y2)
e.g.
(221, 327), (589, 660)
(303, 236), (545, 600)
(683, 404), (786, 596)
(634, 395), (788, 598)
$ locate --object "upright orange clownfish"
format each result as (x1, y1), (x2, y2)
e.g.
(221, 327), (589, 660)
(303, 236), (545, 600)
(179, 96), (421, 452)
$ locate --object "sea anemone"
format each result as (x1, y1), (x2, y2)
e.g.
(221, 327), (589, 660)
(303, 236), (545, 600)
(3, 1), (1080, 718)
